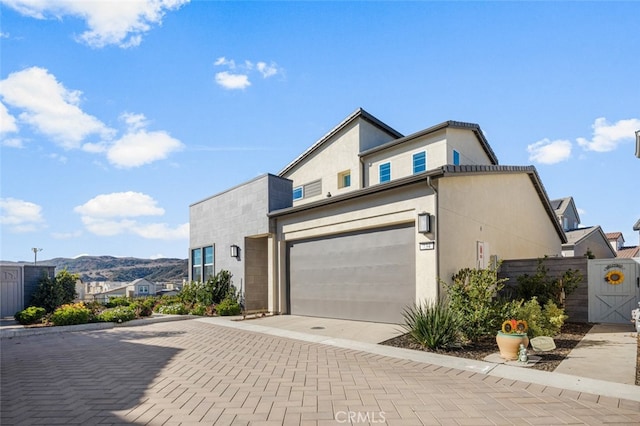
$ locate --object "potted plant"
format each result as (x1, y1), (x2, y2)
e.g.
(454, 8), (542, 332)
(496, 319), (529, 360)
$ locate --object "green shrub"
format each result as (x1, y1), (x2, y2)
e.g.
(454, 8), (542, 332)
(50, 303), (91, 326)
(189, 303), (207, 316)
(401, 301), (462, 349)
(156, 303), (188, 315)
(106, 296), (131, 308)
(514, 297), (567, 337)
(154, 295), (181, 312)
(446, 265), (509, 342)
(130, 298), (156, 317)
(515, 259), (582, 307)
(179, 270), (238, 306)
(216, 298), (241, 316)
(97, 306), (137, 323)
(30, 270), (79, 313)
(15, 306), (47, 325)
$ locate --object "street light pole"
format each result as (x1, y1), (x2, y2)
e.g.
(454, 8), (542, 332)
(32, 248), (42, 265)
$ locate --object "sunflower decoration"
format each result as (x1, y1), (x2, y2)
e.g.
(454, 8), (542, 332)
(604, 270), (624, 285)
(501, 319), (528, 334)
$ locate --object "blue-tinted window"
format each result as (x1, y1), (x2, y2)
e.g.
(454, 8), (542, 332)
(191, 248), (202, 282)
(453, 150), (460, 165)
(293, 186), (303, 200)
(343, 174), (351, 187)
(413, 151), (426, 174)
(203, 246), (214, 281)
(379, 162), (391, 183)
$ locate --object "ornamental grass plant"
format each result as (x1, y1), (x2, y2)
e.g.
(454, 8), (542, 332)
(401, 300), (462, 350)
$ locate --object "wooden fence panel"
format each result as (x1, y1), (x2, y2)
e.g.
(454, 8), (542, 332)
(498, 257), (589, 323)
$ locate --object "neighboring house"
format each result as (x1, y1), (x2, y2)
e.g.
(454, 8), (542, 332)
(92, 278), (157, 303)
(550, 197), (580, 231)
(561, 226), (616, 258)
(92, 285), (132, 304)
(551, 196), (615, 258)
(606, 232), (640, 258)
(131, 278), (157, 297)
(0, 263), (55, 317)
(189, 108), (566, 323)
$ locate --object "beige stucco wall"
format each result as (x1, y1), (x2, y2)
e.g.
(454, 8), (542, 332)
(436, 173), (562, 288)
(274, 183), (439, 308)
(444, 128), (494, 165)
(282, 118), (397, 204)
(363, 127), (494, 186)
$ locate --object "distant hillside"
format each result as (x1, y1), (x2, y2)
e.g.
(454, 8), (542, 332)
(39, 256), (188, 283)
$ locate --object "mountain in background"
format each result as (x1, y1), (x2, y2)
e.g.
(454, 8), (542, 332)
(34, 256), (188, 283)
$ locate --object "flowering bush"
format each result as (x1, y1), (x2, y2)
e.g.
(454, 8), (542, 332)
(97, 306), (137, 323)
(500, 319), (528, 334)
(50, 303), (91, 326)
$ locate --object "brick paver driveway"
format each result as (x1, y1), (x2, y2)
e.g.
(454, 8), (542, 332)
(1, 319), (638, 425)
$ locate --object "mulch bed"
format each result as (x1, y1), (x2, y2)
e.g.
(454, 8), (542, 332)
(381, 322), (595, 372)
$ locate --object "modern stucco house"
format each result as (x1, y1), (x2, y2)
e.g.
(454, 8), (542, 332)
(551, 197), (615, 259)
(189, 109), (566, 323)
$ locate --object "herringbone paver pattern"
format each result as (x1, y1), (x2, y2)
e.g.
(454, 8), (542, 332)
(1, 320), (638, 425)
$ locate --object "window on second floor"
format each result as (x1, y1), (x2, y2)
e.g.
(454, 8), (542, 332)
(413, 151), (426, 174)
(293, 186), (303, 200)
(338, 170), (351, 189)
(379, 162), (391, 183)
(453, 150), (460, 165)
(138, 285), (149, 294)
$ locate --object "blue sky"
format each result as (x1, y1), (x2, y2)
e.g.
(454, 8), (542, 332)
(1, 1), (638, 262)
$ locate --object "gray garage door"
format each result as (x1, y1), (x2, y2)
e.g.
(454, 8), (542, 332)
(287, 224), (415, 324)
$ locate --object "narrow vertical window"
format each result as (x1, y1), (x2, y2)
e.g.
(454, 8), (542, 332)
(453, 150), (460, 165)
(191, 248), (202, 282)
(379, 162), (391, 183)
(413, 151), (426, 174)
(203, 245), (214, 281)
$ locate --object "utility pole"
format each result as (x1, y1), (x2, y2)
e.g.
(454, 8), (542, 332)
(32, 248), (42, 265)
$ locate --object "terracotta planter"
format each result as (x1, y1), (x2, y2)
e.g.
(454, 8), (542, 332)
(496, 332), (529, 360)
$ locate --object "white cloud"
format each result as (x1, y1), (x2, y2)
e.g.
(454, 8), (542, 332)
(74, 192), (187, 240)
(1, 0), (190, 48)
(577, 117), (640, 152)
(1, 68), (183, 167)
(0, 101), (18, 134)
(213, 57), (282, 90)
(107, 128), (184, 168)
(0, 197), (45, 232)
(257, 61), (279, 78)
(215, 71), (251, 90)
(214, 57), (236, 68)
(527, 138), (572, 165)
(0, 32), (9, 38)
(0, 66), (112, 149)
(74, 191), (165, 218)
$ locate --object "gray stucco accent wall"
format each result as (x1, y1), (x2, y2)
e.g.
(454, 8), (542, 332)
(189, 174), (292, 292)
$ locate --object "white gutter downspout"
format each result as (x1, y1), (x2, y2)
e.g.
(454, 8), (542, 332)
(426, 175), (440, 301)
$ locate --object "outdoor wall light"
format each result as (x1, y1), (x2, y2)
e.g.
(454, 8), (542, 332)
(230, 245), (240, 258)
(418, 212), (431, 233)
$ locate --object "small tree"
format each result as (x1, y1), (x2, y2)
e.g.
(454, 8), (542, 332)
(30, 269), (79, 313)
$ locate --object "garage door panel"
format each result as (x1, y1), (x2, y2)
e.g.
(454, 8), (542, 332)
(288, 224), (415, 324)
